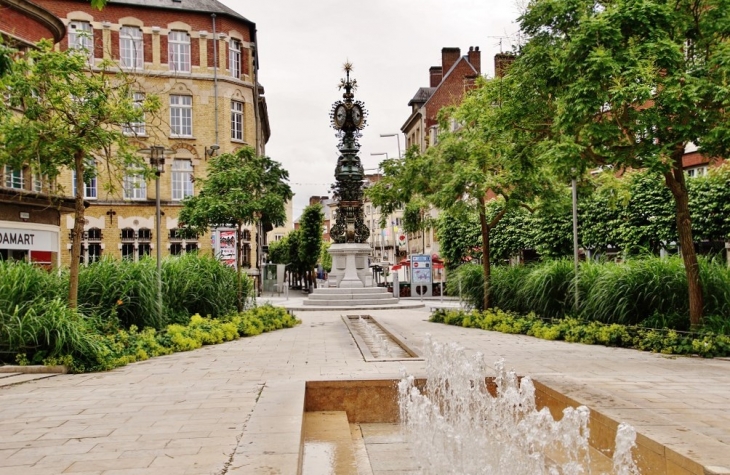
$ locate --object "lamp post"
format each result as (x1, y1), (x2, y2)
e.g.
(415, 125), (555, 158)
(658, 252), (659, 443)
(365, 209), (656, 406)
(380, 133), (402, 158)
(572, 173), (579, 311)
(139, 145), (174, 323)
(369, 153), (388, 263)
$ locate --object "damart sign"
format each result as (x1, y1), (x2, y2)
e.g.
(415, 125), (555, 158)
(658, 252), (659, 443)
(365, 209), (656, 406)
(0, 227), (58, 252)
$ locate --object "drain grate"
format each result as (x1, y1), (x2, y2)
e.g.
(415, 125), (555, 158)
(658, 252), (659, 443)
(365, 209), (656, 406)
(343, 315), (421, 362)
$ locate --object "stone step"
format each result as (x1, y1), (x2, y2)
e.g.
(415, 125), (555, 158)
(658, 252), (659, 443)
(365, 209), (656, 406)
(307, 292), (394, 301)
(301, 411), (360, 475)
(303, 298), (400, 307)
(311, 287), (390, 295)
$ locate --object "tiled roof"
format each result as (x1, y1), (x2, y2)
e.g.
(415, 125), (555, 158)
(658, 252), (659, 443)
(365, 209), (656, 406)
(108, 0), (251, 23)
(408, 87), (436, 106)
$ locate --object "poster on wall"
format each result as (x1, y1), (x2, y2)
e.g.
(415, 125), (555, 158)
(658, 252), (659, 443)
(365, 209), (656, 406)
(411, 254), (432, 284)
(218, 230), (237, 268)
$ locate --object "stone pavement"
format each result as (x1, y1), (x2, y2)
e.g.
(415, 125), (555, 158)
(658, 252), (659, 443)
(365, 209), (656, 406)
(0, 305), (728, 474)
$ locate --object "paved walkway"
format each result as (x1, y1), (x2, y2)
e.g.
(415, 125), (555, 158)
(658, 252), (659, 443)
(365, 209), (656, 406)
(0, 305), (728, 474)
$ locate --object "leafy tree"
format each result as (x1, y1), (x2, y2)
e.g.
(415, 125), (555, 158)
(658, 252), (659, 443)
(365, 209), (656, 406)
(267, 235), (290, 265)
(298, 204), (324, 291)
(0, 40), (159, 308)
(579, 172), (628, 254)
(517, 0), (730, 326)
(436, 210), (483, 269)
(320, 241), (332, 273)
(178, 147), (292, 310)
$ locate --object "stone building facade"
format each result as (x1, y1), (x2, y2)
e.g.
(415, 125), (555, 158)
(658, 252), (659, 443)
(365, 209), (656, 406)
(30, 0), (272, 274)
(0, 0), (75, 268)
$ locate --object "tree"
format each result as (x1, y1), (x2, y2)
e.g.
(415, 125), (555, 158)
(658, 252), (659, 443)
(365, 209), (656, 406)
(178, 147), (292, 310)
(0, 40), (158, 308)
(517, 0), (730, 326)
(320, 241), (332, 274)
(298, 203), (324, 291)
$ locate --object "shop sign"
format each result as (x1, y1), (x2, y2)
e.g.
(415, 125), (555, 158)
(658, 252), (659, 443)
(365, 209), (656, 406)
(0, 227), (58, 252)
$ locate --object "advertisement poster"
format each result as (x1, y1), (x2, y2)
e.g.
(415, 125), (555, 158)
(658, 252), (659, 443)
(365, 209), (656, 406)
(411, 254), (432, 284)
(218, 230), (237, 268)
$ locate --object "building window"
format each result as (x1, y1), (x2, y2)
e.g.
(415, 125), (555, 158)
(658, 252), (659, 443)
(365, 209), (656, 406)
(686, 166), (708, 178)
(123, 92), (146, 136)
(33, 173), (43, 192)
(123, 170), (146, 200)
(71, 169), (97, 200)
(242, 243), (251, 266)
(138, 243), (151, 258)
(68, 21), (93, 61)
(121, 228), (135, 241)
(231, 100), (244, 141)
(229, 39), (241, 78)
(87, 243), (102, 264)
(138, 228), (152, 240)
(171, 159), (193, 200)
(121, 243), (135, 261)
(87, 228), (102, 241)
(185, 243), (198, 253)
(120, 26), (143, 69)
(170, 95), (192, 137)
(170, 243), (183, 256)
(4, 166), (24, 189)
(168, 31), (190, 72)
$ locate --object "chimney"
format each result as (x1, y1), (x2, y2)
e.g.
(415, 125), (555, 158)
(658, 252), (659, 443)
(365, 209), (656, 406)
(494, 53), (515, 78)
(467, 46), (481, 74)
(309, 196), (321, 206)
(441, 47), (461, 75)
(429, 66), (443, 87)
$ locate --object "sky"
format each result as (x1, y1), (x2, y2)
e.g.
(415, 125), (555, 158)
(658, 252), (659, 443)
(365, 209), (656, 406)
(220, 0), (524, 219)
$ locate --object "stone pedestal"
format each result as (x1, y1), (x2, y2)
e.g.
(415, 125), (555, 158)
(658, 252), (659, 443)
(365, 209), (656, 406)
(327, 243), (371, 288)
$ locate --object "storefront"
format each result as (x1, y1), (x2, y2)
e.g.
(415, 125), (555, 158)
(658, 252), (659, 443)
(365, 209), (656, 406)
(0, 222), (61, 268)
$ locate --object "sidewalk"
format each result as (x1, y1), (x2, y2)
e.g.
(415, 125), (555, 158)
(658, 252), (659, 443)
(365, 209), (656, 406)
(0, 306), (727, 474)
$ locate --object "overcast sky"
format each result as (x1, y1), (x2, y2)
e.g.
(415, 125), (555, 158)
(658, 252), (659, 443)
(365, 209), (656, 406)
(220, 0), (523, 219)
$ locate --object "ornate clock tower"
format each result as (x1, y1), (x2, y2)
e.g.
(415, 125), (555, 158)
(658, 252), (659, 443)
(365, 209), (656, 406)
(329, 62), (369, 244)
(304, 62), (398, 302)
(319, 63), (376, 289)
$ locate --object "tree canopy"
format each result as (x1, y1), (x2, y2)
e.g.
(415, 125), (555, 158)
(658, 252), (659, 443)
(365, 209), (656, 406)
(0, 40), (159, 307)
(516, 0), (730, 325)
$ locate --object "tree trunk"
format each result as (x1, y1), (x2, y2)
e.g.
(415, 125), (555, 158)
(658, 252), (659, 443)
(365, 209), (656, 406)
(68, 150), (86, 309)
(236, 223), (243, 312)
(478, 201), (491, 310)
(664, 148), (704, 328)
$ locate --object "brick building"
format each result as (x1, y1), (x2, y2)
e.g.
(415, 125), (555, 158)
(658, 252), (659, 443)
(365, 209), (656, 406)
(28, 0), (274, 277)
(0, 0), (75, 268)
(400, 46), (482, 258)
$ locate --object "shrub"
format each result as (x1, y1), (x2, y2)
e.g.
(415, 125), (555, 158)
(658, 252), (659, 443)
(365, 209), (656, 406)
(162, 254), (245, 323)
(430, 308), (730, 358)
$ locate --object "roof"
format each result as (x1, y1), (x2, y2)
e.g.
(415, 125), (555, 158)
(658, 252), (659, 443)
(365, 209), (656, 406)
(408, 87), (436, 107)
(108, 0), (251, 23)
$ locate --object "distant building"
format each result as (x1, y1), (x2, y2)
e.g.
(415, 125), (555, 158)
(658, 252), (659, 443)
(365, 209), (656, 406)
(0, 0), (74, 268)
(295, 196), (333, 242)
(400, 46), (483, 258)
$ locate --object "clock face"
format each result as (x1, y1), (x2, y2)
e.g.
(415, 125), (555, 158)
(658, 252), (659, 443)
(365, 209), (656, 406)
(352, 105), (362, 127)
(334, 104), (347, 128)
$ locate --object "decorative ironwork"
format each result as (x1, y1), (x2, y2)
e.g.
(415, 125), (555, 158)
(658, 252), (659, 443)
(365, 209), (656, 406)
(329, 62), (369, 244)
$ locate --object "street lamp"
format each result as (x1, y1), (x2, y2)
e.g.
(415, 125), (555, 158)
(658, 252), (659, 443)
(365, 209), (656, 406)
(380, 133), (402, 158)
(139, 145), (175, 321)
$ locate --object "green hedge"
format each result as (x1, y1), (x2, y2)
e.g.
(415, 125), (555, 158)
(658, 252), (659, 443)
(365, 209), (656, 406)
(430, 308), (730, 358)
(447, 256), (730, 331)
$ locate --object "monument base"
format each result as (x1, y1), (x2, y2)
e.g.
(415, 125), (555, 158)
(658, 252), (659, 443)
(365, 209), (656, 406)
(327, 243), (371, 288)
